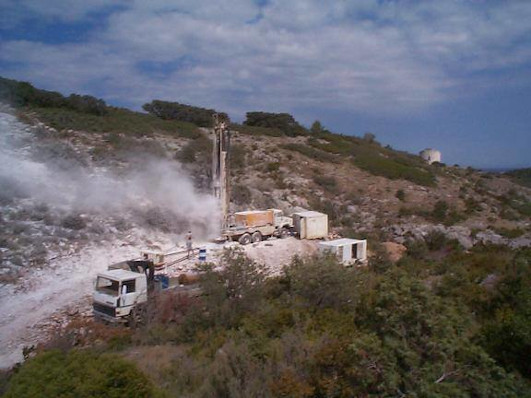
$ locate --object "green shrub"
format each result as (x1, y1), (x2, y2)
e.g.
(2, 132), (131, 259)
(230, 144), (247, 170)
(142, 99), (226, 127)
(465, 196), (482, 214)
(61, 214), (86, 230)
(125, 246), (531, 396)
(232, 123), (284, 137)
(354, 152), (436, 187)
(3, 350), (162, 398)
(405, 238), (429, 259)
(232, 184), (252, 205)
(1, 77), (107, 115)
(424, 230), (448, 251)
(431, 200), (449, 222)
(505, 168), (531, 188)
(312, 175), (338, 193)
(244, 111), (307, 136)
(266, 161), (280, 173)
(281, 143), (339, 164)
(176, 135), (212, 164)
(395, 189), (406, 201)
(494, 227), (525, 239)
(29, 106), (200, 139)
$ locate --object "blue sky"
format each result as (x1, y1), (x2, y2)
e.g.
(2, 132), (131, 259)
(1, 0), (530, 168)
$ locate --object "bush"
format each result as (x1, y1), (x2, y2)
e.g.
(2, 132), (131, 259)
(61, 214), (86, 230)
(431, 200), (449, 222)
(282, 143), (339, 164)
(230, 144), (247, 171)
(354, 152), (436, 187)
(244, 112), (307, 136)
(395, 189), (406, 201)
(124, 246), (531, 396)
(494, 227), (525, 239)
(143, 100), (226, 127)
(30, 106), (200, 139)
(176, 135), (212, 164)
(312, 175), (338, 193)
(266, 162), (280, 173)
(232, 184), (252, 205)
(196, 249), (267, 330)
(0, 77), (107, 115)
(465, 196), (482, 214)
(505, 168), (531, 188)
(232, 123), (284, 137)
(3, 350), (162, 398)
(424, 230), (448, 251)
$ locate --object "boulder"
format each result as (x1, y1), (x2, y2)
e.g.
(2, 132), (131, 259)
(382, 242), (407, 263)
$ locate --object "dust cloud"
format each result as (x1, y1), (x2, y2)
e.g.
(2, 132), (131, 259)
(0, 111), (220, 239)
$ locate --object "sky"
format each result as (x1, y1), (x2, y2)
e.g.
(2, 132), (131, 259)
(0, 0), (530, 169)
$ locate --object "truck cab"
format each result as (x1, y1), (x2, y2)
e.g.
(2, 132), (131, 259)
(93, 269), (148, 323)
(271, 209), (293, 230)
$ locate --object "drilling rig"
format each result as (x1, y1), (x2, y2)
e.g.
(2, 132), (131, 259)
(212, 113), (231, 231)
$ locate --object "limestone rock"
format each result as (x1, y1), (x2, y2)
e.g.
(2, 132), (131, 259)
(382, 242), (407, 263)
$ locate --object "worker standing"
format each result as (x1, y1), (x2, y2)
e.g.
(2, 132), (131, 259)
(186, 230), (193, 259)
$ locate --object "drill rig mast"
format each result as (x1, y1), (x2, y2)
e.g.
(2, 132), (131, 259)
(212, 113), (231, 231)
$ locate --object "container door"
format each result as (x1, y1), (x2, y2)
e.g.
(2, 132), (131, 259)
(301, 218), (307, 239)
(352, 243), (358, 259)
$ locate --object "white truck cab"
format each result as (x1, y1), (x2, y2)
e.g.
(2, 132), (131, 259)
(93, 269), (148, 323)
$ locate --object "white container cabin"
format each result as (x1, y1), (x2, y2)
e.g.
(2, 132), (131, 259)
(292, 211), (328, 239)
(319, 238), (367, 266)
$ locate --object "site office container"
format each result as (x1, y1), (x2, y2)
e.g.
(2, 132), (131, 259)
(319, 238), (368, 266)
(292, 211), (328, 239)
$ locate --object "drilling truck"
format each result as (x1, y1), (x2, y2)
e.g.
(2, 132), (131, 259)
(222, 208), (293, 245)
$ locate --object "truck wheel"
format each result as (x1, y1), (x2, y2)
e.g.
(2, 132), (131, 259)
(280, 227), (290, 239)
(239, 233), (252, 245)
(251, 231), (262, 243)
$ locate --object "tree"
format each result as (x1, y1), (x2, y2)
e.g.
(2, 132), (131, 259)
(143, 100), (227, 127)
(363, 132), (376, 143)
(310, 120), (323, 134)
(244, 112), (307, 136)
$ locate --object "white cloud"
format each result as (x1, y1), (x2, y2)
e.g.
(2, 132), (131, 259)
(1, 0), (531, 118)
(0, 0), (126, 24)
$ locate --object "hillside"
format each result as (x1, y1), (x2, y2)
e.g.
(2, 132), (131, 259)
(3, 76), (529, 252)
(0, 77), (530, 396)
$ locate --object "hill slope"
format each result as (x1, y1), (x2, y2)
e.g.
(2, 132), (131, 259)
(1, 77), (530, 396)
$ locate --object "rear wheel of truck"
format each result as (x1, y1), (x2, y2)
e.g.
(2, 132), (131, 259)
(251, 231), (262, 243)
(239, 233), (252, 245)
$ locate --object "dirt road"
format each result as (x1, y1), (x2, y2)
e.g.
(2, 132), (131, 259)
(0, 243), (140, 369)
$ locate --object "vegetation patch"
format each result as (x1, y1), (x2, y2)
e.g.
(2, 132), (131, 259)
(3, 350), (162, 398)
(312, 174), (339, 194)
(281, 143), (340, 164)
(143, 99), (227, 127)
(175, 134), (212, 164)
(307, 131), (437, 186)
(28, 107), (200, 139)
(354, 152), (436, 187)
(505, 168), (531, 188)
(244, 111), (307, 136)
(124, 247), (531, 397)
(232, 123), (285, 137)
